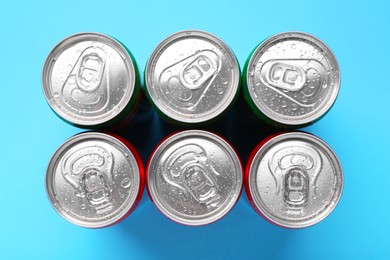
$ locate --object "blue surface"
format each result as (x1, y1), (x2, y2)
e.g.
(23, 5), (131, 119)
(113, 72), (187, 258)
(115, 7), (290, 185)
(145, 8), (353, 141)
(1, 0), (389, 259)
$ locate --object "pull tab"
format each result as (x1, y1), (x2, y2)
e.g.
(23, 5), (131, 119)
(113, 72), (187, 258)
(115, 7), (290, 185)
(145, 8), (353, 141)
(76, 51), (105, 92)
(61, 46), (109, 112)
(284, 167), (309, 208)
(180, 50), (220, 90)
(263, 60), (306, 91)
(159, 50), (221, 110)
(81, 168), (112, 210)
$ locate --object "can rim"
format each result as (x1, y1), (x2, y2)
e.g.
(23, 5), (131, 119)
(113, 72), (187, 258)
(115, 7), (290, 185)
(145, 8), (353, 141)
(147, 130), (243, 226)
(145, 29), (240, 124)
(247, 132), (344, 228)
(42, 32), (137, 127)
(245, 31), (341, 126)
(45, 132), (142, 228)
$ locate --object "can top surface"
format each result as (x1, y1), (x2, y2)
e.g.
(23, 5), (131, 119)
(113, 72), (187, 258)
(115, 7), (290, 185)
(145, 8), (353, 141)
(145, 30), (240, 124)
(46, 132), (141, 228)
(148, 130), (242, 225)
(42, 32), (137, 127)
(245, 32), (340, 126)
(247, 132), (343, 228)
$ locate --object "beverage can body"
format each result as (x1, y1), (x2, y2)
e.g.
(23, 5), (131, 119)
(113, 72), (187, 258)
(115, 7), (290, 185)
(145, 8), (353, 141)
(42, 32), (141, 128)
(242, 32), (340, 128)
(46, 132), (144, 228)
(245, 132), (343, 228)
(147, 130), (243, 226)
(145, 30), (240, 125)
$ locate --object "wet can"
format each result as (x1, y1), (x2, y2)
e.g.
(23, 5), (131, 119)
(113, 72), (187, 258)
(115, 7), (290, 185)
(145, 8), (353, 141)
(147, 130), (242, 225)
(242, 32), (340, 128)
(42, 32), (145, 128)
(145, 30), (240, 125)
(46, 132), (144, 228)
(245, 132), (343, 228)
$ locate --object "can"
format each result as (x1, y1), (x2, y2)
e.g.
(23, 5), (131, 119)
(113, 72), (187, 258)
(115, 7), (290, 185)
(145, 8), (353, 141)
(145, 30), (240, 125)
(147, 130), (242, 225)
(46, 132), (144, 228)
(242, 32), (340, 128)
(42, 32), (143, 128)
(245, 132), (343, 228)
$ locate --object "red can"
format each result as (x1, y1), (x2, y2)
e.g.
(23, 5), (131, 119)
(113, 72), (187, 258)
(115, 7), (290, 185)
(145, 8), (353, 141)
(245, 132), (343, 228)
(147, 130), (243, 226)
(46, 132), (144, 228)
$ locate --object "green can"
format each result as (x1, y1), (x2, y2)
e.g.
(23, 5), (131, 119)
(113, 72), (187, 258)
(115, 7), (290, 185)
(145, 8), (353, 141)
(242, 32), (340, 128)
(144, 30), (241, 126)
(42, 32), (147, 129)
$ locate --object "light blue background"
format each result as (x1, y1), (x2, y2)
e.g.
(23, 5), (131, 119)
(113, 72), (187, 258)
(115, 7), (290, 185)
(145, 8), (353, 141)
(1, 0), (389, 259)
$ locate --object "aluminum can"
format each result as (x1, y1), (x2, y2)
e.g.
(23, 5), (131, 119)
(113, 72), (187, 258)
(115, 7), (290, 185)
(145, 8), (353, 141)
(42, 32), (142, 128)
(147, 130), (242, 225)
(245, 132), (343, 228)
(145, 30), (240, 125)
(46, 132), (144, 228)
(242, 32), (340, 128)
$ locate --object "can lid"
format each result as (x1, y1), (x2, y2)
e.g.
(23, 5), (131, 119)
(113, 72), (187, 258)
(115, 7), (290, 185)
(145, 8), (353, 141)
(145, 30), (240, 124)
(42, 32), (137, 127)
(148, 130), (242, 225)
(247, 132), (343, 228)
(46, 132), (141, 228)
(245, 32), (340, 126)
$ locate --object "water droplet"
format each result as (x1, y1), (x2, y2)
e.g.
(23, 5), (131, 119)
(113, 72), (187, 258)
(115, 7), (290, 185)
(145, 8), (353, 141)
(121, 177), (131, 188)
(81, 204), (86, 209)
(291, 103), (298, 111)
(217, 88), (224, 94)
(291, 44), (296, 49)
(53, 92), (59, 97)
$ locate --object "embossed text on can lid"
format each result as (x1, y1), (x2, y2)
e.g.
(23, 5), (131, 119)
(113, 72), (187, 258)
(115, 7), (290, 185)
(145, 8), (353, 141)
(42, 32), (137, 127)
(145, 30), (240, 124)
(147, 130), (242, 225)
(46, 132), (142, 228)
(245, 32), (340, 127)
(247, 132), (343, 228)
